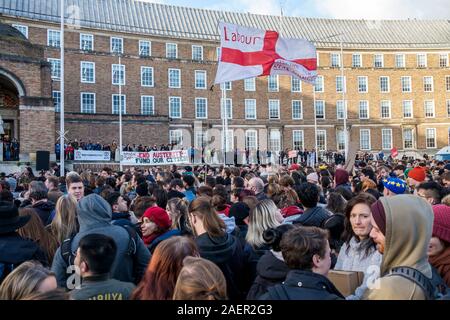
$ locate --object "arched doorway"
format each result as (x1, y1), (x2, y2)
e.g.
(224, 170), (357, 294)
(0, 72), (22, 161)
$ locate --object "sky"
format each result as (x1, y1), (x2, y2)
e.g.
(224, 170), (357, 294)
(140, 0), (450, 19)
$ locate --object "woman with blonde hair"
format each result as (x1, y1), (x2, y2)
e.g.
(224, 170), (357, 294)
(18, 209), (58, 264)
(166, 197), (191, 235)
(48, 194), (79, 245)
(0, 261), (57, 300)
(173, 256), (227, 300)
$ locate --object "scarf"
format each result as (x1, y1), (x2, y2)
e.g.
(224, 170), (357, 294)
(429, 246), (450, 287)
(143, 232), (162, 246)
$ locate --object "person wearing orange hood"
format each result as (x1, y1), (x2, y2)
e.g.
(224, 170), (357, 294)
(363, 194), (434, 300)
(407, 167), (426, 193)
(429, 204), (450, 287)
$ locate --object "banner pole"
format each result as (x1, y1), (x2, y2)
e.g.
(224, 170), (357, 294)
(340, 35), (348, 162)
(221, 85), (227, 166)
(59, 0), (65, 177)
(313, 86), (318, 165)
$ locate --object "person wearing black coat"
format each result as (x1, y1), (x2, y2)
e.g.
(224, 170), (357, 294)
(0, 201), (48, 283)
(259, 226), (344, 300)
(292, 182), (330, 228)
(188, 197), (246, 300)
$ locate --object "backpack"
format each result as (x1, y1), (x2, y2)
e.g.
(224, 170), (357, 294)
(388, 266), (448, 300)
(60, 224), (139, 267)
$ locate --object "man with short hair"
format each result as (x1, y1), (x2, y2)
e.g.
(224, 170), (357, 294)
(292, 182), (330, 228)
(167, 179), (186, 200)
(45, 175), (63, 204)
(441, 172), (450, 189)
(71, 234), (136, 300)
(182, 174), (196, 202)
(416, 181), (442, 205)
(66, 173), (85, 202)
(27, 181), (55, 226)
(248, 177), (267, 201)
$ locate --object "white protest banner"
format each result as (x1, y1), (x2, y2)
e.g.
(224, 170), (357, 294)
(121, 150), (189, 166)
(215, 22), (317, 84)
(74, 150), (111, 161)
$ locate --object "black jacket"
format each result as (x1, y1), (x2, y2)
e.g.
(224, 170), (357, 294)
(244, 243), (270, 289)
(167, 190), (186, 200)
(292, 206), (330, 228)
(30, 201), (55, 226)
(260, 269), (345, 300)
(247, 251), (289, 300)
(0, 233), (48, 282)
(196, 232), (246, 300)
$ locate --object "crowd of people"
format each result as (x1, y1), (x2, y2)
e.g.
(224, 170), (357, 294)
(0, 155), (450, 300)
(1, 136), (19, 161)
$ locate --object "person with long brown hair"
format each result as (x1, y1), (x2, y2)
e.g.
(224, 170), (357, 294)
(131, 236), (198, 300)
(188, 197), (246, 300)
(18, 208), (58, 264)
(173, 256), (227, 300)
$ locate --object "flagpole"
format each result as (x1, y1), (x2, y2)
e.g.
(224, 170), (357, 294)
(340, 34), (348, 162)
(221, 84), (227, 166)
(118, 54), (123, 171)
(313, 86), (318, 164)
(59, 0), (65, 177)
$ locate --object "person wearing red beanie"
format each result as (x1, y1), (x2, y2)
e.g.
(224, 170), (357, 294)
(141, 207), (172, 251)
(407, 167), (426, 191)
(429, 204), (450, 287)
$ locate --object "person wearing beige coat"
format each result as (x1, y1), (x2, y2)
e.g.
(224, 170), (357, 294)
(363, 194), (434, 300)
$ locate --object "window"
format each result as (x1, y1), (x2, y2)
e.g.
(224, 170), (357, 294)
(440, 54), (449, 68)
(220, 82), (232, 91)
(13, 24), (28, 38)
(403, 100), (413, 118)
(169, 130), (183, 146)
(245, 99), (257, 119)
(80, 34), (94, 51)
(141, 96), (154, 115)
(382, 129), (392, 150)
(360, 129), (371, 150)
(244, 78), (256, 91)
(81, 93), (95, 113)
(352, 54), (362, 68)
(336, 76), (346, 93)
(81, 62), (95, 83)
(315, 76), (324, 92)
(52, 91), (61, 112)
(395, 54), (405, 68)
(291, 77), (302, 92)
(169, 97), (182, 118)
(139, 40), (151, 57)
(380, 76), (390, 93)
(359, 101), (369, 119)
(380, 101), (391, 119)
(195, 131), (208, 148)
(424, 100), (435, 118)
(315, 101), (325, 119)
(141, 67), (154, 87)
(269, 130), (281, 152)
(168, 69), (181, 88)
(374, 54), (384, 68)
(110, 37), (123, 54)
(358, 76), (368, 93)
(245, 130), (258, 150)
(403, 128), (414, 149)
(331, 53), (341, 67)
(316, 130), (327, 151)
(447, 100), (450, 117)
(221, 98), (232, 119)
(417, 53), (427, 68)
(192, 45), (203, 61)
(112, 64), (125, 85)
(336, 100), (347, 120)
(268, 100), (280, 119)
(166, 43), (177, 59)
(292, 100), (303, 120)
(112, 94), (126, 114)
(401, 76), (412, 92)
(293, 130), (304, 151)
(195, 98), (208, 119)
(426, 128), (436, 148)
(446, 76), (450, 91)
(336, 130), (345, 151)
(194, 71), (207, 89)
(268, 75), (279, 92)
(423, 76), (434, 92)
(47, 29), (61, 47)
(48, 58), (61, 80)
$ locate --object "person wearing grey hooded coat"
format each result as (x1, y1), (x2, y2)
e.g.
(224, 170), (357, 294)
(51, 194), (150, 288)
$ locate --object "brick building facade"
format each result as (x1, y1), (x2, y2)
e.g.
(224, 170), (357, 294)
(1, 0), (450, 160)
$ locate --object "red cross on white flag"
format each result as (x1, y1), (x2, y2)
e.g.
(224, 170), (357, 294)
(214, 22), (318, 85)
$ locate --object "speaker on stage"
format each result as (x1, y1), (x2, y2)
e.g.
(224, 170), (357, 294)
(36, 151), (50, 171)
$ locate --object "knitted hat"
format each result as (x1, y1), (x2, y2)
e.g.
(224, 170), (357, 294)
(306, 172), (319, 184)
(382, 177), (406, 195)
(289, 163), (300, 171)
(432, 204), (450, 243)
(371, 200), (386, 235)
(143, 206), (172, 229)
(408, 167), (426, 182)
(334, 169), (349, 186)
